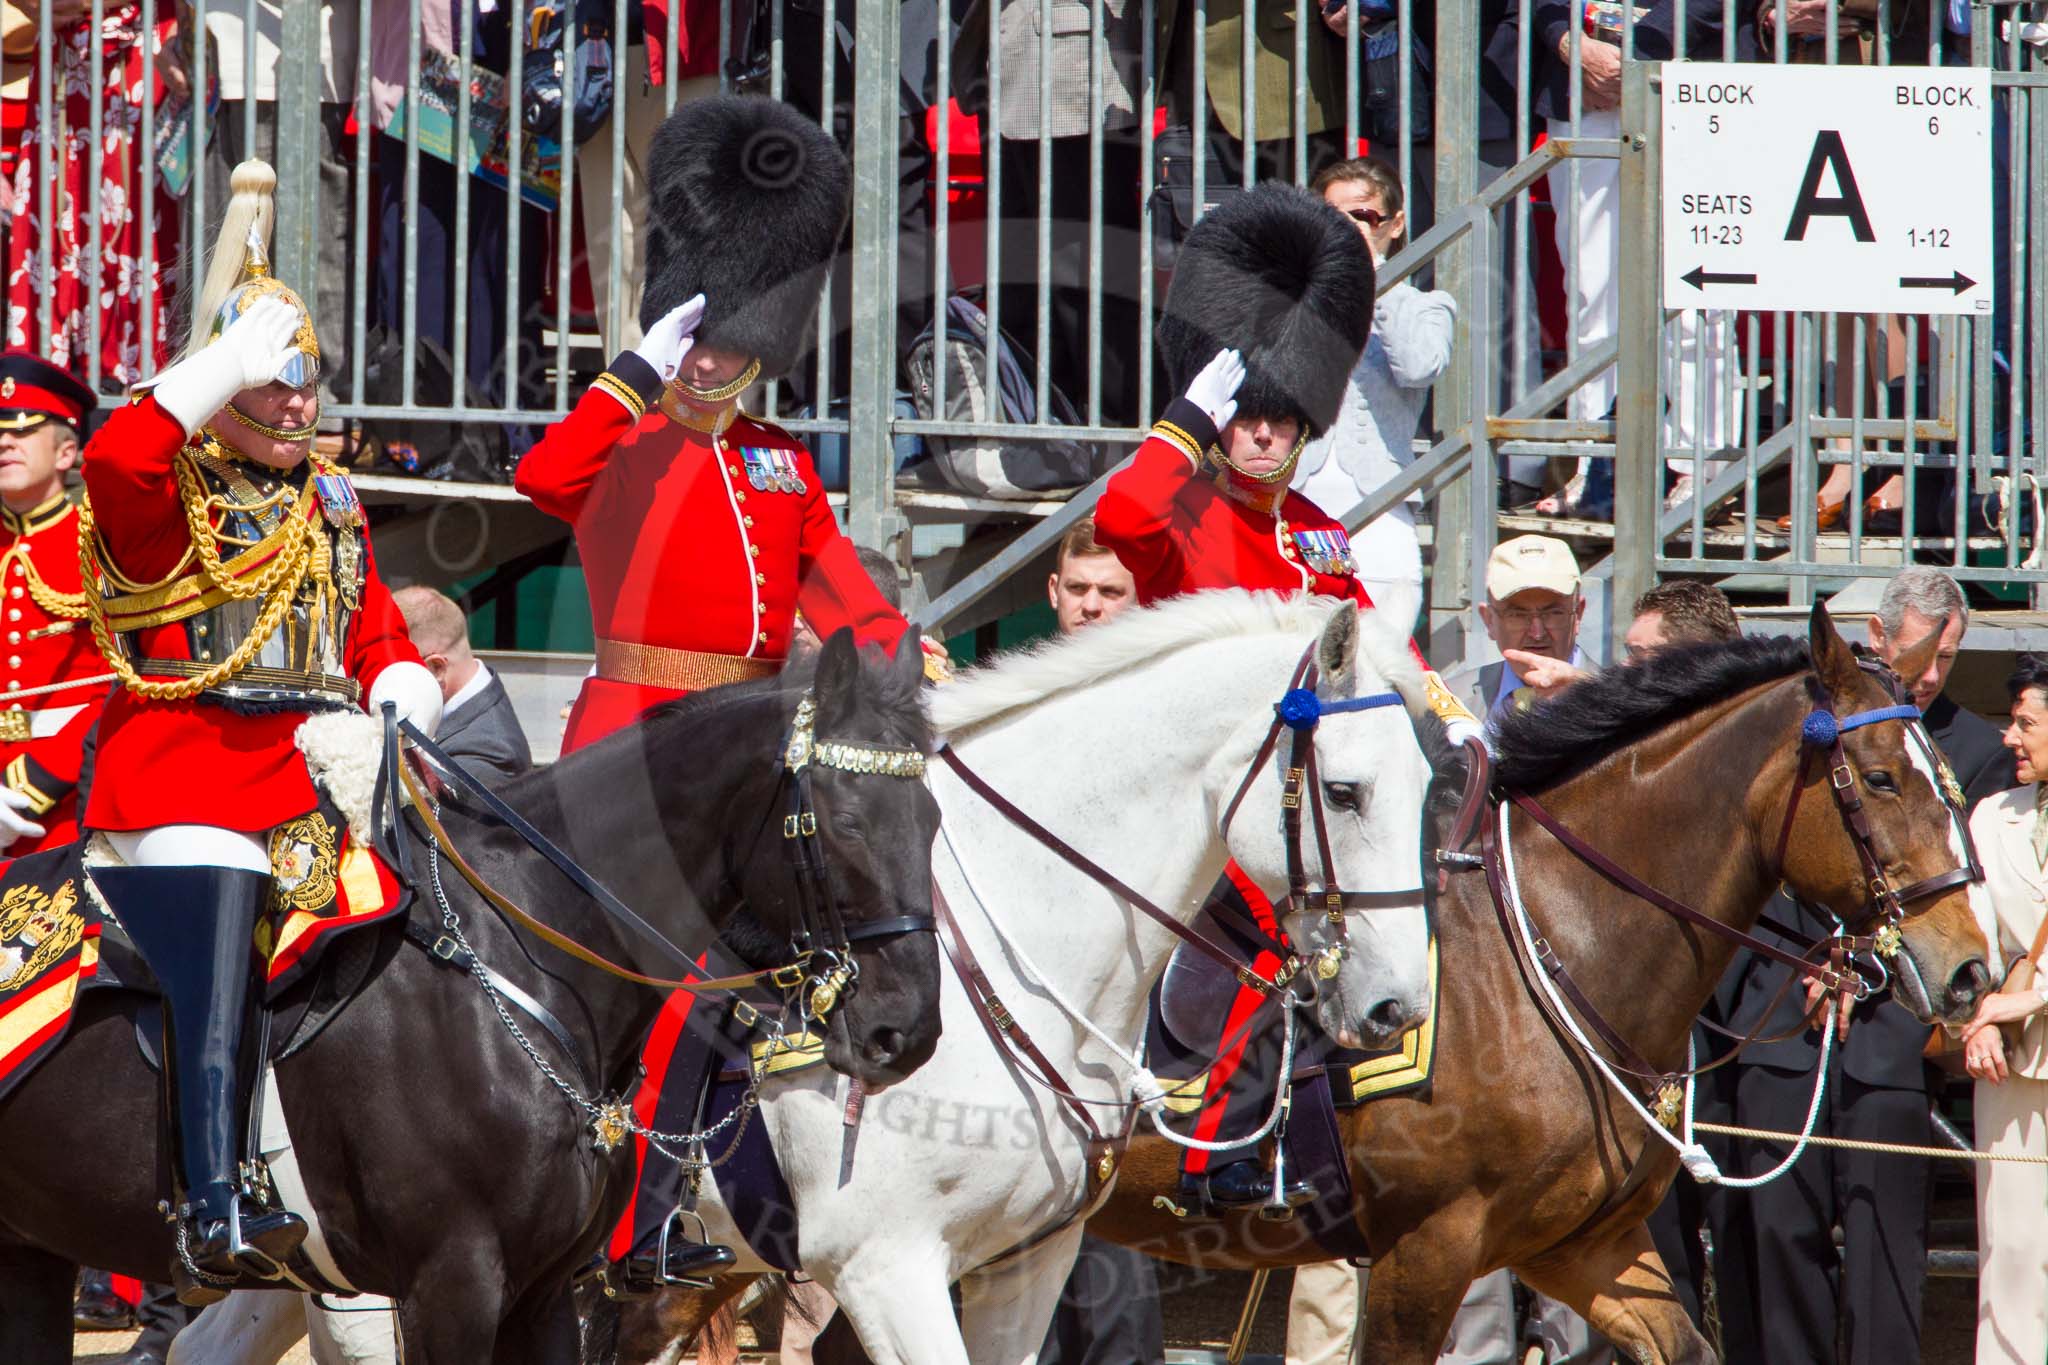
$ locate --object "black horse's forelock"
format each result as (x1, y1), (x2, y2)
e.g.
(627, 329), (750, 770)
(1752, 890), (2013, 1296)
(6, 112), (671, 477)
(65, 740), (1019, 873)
(1492, 634), (1813, 791)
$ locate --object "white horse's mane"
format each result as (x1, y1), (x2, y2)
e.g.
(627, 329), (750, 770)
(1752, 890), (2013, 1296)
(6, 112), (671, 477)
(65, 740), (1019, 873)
(929, 588), (1414, 736)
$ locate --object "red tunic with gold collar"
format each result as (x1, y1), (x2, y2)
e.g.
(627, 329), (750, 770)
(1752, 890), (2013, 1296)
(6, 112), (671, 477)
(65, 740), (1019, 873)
(515, 353), (910, 753)
(78, 396), (419, 833)
(1096, 397), (1386, 613)
(0, 493), (108, 852)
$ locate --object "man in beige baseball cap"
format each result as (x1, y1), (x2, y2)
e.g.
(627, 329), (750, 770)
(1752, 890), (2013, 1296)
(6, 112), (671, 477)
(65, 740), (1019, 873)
(1444, 534), (1594, 722)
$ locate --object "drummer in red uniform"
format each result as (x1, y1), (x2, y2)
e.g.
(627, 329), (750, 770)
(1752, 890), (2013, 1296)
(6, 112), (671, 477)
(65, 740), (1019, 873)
(77, 161), (443, 1300)
(0, 353), (105, 855)
(516, 95), (919, 1293)
(1097, 183), (1475, 1213)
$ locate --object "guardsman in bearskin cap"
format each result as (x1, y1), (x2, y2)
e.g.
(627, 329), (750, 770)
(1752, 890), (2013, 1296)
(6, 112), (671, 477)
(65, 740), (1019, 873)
(75, 161), (443, 1300)
(515, 95), (918, 1292)
(515, 93), (916, 753)
(0, 354), (104, 855)
(1098, 183), (1476, 1213)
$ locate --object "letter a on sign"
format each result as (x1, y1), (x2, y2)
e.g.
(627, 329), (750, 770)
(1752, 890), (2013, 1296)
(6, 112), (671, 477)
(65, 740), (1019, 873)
(1784, 130), (1876, 242)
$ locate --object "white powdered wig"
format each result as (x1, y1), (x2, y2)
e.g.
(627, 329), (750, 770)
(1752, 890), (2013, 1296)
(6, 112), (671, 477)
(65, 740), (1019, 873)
(928, 588), (1422, 738)
(294, 711), (384, 845)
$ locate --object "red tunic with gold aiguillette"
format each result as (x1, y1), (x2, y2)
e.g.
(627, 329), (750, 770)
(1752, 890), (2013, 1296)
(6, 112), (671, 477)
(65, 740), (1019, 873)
(79, 396), (419, 833)
(514, 352), (910, 753)
(0, 494), (108, 852)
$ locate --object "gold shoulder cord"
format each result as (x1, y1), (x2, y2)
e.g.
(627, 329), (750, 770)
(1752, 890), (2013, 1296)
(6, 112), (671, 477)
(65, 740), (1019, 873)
(77, 440), (326, 700)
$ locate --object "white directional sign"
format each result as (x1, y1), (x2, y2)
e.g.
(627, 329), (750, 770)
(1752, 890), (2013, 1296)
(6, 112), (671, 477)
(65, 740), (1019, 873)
(1661, 62), (1991, 315)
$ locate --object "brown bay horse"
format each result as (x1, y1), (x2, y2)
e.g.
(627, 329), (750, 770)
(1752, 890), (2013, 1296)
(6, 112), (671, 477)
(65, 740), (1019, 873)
(603, 606), (1991, 1365)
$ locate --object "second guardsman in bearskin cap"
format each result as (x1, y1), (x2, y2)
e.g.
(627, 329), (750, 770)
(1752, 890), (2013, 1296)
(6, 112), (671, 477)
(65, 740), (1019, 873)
(1097, 183), (1476, 1213)
(76, 161), (443, 1299)
(516, 95), (919, 1292)
(0, 354), (103, 854)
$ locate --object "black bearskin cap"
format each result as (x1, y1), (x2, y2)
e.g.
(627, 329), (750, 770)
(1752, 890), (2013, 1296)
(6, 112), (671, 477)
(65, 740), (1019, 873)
(639, 95), (851, 379)
(1156, 184), (1376, 437)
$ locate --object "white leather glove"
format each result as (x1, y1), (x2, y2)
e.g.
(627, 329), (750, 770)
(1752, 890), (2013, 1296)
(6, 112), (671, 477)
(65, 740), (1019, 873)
(631, 293), (708, 382)
(150, 296), (305, 436)
(368, 660), (445, 742)
(0, 786), (45, 847)
(1184, 348), (1245, 433)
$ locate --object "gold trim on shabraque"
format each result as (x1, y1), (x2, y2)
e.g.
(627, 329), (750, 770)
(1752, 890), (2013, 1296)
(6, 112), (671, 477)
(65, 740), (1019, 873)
(593, 637), (779, 691)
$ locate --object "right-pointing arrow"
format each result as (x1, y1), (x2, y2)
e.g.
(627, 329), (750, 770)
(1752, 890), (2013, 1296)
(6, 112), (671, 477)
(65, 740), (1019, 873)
(1899, 270), (1976, 294)
(1682, 265), (1760, 290)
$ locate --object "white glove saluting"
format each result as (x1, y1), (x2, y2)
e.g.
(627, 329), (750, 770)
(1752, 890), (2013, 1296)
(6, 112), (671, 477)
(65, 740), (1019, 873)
(1185, 348), (1245, 435)
(632, 294), (708, 383)
(151, 295), (305, 437)
(0, 786), (46, 850)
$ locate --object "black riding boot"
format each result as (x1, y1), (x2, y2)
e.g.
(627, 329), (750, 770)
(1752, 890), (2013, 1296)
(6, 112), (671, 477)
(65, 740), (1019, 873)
(96, 865), (307, 1299)
(1187, 1158), (1314, 1213)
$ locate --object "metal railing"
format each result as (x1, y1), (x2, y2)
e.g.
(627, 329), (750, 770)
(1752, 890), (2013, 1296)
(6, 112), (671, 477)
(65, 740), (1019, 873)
(3, 0), (2039, 660)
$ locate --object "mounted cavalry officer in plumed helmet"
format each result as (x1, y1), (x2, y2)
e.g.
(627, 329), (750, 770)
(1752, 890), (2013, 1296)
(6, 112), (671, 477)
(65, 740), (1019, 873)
(76, 161), (443, 1301)
(517, 94), (924, 1294)
(1098, 182), (1477, 1211)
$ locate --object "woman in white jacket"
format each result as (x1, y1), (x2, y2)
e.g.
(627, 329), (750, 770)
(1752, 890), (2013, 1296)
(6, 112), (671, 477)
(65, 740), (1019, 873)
(1289, 157), (1456, 635)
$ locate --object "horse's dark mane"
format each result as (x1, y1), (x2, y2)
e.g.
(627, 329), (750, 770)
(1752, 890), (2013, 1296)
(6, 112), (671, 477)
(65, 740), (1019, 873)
(1492, 634), (1812, 790)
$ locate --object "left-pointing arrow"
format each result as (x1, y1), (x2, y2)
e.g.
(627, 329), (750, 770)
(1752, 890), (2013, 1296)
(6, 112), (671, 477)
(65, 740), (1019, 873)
(1682, 265), (1759, 290)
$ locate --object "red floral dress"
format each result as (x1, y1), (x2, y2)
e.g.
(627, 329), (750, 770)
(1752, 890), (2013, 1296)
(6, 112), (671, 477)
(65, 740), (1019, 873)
(4, 6), (179, 389)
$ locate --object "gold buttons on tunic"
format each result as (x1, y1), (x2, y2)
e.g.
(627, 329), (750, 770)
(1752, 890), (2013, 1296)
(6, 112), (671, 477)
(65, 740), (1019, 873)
(743, 515), (754, 527)
(6, 633), (18, 645)
(735, 491), (746, 503)
(758, 631), (768, 642)
(756, 573), (766, 585)
(749, 544), (760, 557)
(9, 587), (21, 599)
(6, 610), (17, 622)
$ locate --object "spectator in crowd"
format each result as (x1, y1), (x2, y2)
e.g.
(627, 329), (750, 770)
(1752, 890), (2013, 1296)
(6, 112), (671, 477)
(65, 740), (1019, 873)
(953, 0), (1145, 427)
(5, 0), (182, 389)
(394, 585), (532, 785)
(1716, 567), (2012, 1365)
(1046, 517), (1136, 634)
(1961, 651), (2048, 1365)
(1622, 578), (1741, 660)
(1751, 0), (1931, 535)
(1531, 0), (1740, 520)
(1290, 155), (1454, 634)
(574, 2), (720, 355)
(365, 0), (546, 453)
(195, 1), (360, 418)
(1443, 534), (1594, 722)
(1157, 0), (1350, 186)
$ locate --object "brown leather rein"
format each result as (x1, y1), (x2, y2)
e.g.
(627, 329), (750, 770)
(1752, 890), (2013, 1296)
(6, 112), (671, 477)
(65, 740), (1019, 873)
(1469, 689), (1982, 1093)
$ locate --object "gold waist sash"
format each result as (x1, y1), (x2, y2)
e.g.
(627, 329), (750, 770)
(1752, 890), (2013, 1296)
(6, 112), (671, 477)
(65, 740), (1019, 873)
(594, 638), (779, 692)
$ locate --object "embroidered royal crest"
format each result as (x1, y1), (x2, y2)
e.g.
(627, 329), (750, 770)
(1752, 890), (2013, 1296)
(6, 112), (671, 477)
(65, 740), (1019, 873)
(0, 880), (83, 993)
(1292, 527), (1357, 577)
(270, 813), (341, 914)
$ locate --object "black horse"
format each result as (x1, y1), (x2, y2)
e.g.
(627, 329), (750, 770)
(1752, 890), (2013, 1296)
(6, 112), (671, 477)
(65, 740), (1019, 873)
(0, 629), (942, 1363)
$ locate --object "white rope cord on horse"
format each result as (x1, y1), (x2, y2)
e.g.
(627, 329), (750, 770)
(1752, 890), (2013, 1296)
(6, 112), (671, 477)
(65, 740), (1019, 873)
(937, 819), (1301, 1153)
(1688, 1121), (2048, 1164)
(1496, 800), (1832, 1189)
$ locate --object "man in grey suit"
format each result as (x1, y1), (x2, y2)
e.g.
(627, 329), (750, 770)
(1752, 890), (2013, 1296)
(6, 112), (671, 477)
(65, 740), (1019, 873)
(1442, 534), (1596, 725)
(393, 586), (532, 786)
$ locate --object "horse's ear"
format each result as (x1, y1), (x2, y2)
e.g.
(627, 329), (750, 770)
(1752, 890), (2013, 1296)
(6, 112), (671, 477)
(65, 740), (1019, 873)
(886, 628), (926, 698)
(1888, 612), (1949, 693)
(814, 626), (860, 704)
(1316, 601), (1360, 685)
(1809, 600), (1862, 702)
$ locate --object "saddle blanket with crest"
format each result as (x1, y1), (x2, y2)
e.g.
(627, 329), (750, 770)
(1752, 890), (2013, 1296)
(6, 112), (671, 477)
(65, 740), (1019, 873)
(1146, 933), (1441, 1261)
(0, 788), (407, 1105)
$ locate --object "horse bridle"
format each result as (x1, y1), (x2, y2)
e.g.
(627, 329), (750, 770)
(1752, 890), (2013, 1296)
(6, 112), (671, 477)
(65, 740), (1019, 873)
(1217, 644), (1429, 979)
(777, 690), (937, 1018)
(1478, 670), (1984, 1100)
